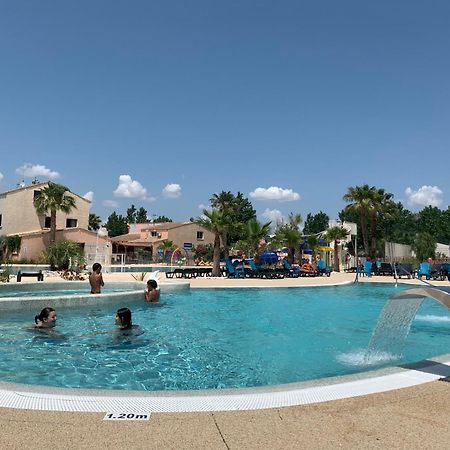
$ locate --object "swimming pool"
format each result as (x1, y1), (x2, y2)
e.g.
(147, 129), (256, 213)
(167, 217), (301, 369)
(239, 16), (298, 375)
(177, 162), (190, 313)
(0, 283), (449, 391)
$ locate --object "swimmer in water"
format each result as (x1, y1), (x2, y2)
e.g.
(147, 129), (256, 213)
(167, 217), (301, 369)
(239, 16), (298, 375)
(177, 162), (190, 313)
(114, 307), (143, 338)
(144, 279), (160, 303)
(34, 307), (57, 328)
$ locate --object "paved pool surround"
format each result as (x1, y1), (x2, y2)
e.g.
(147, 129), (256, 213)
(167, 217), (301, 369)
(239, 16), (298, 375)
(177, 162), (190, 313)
(0, 280), (189, 311)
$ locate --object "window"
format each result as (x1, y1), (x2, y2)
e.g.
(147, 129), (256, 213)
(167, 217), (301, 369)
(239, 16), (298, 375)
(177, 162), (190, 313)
(66, 218), (78, 228)
(0, 213), (2, 228)
(151, 231), (158, 237)
(197, 231), (204, 240)
(33, 190), (41, 199)
(44, 217), (51, 228)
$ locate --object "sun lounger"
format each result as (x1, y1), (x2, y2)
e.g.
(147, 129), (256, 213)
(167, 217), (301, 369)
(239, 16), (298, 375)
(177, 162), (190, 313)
(377, 262), (393, 276)
(17, 270), (44, 282)
(394, 263), (413, 279)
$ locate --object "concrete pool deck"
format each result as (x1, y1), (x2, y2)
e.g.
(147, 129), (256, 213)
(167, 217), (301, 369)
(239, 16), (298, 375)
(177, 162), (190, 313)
(1, 270), (450, 448)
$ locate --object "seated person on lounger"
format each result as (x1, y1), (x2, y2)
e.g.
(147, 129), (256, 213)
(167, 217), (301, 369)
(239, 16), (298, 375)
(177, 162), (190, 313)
(301, 261), (316, 274)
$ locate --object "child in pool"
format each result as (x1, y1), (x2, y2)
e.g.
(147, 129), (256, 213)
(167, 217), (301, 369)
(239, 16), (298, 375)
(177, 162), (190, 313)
(144, 279), (160, 303)
(89, 263), (104, 294)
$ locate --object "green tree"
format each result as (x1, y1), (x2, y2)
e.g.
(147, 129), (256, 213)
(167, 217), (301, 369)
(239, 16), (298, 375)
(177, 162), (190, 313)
(105, 212), (128, 237)
(303, 211), (329, 235)
(196, 209), (228, 277)
(324, 226), (349, 272)
(244, 219), (272, 263)
(368, 188), (395, 258)
(416, 206), (444, 241)
(343, 185), (373, 256)
(411, 232), (437, 261)
(136, 207), (148, 223)
(271, 214), (302, 265)
(210, 191), (256, 254)
(33, 182), (77, 245)
(88, 213), (102, 231)
(153, 215), (173, 223)
(158, 240), (176, 263)
(377, 202), (416, 246)
(126, 204), (137, 224)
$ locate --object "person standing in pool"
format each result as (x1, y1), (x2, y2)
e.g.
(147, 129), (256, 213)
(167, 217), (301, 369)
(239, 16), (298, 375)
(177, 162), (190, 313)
(89, 263), (104, 294)
(144, 279), (160, 303)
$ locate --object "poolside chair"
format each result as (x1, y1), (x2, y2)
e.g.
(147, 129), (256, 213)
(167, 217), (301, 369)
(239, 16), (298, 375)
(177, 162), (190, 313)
(281, 259), (300, 278)
(357, 261), (373, 277)
(440, 263), (450, 281)
(416, 262), (431, 280)
(378, 263), (393, 276)
(225, 258), (244, 278)
(316, 259), (332, 277)
(245, 259), (264, 278)
(394, 263), (413, 279)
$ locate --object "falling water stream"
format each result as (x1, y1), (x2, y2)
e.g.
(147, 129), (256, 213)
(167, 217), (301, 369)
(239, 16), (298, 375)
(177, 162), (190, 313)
(365, 296), (425, 363)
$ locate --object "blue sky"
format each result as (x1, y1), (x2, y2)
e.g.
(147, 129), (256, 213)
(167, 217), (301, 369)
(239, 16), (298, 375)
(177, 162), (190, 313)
(1, 1), (449, 225)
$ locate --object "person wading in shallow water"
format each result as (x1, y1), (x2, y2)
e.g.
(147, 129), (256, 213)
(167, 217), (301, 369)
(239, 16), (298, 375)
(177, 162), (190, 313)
(89, 263), (104, 294)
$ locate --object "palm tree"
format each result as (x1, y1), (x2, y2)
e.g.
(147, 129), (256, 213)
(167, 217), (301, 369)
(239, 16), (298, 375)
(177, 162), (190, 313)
(88, 213), (102, 231)
(343, 185), (373, 256)
(196, 209), (227, 277)
(33, 182), (77, 245)
(245, 219), (272, 263)
(158, 240), (176, 263)
(325, 226), (349, 272)
(273, 224), (302, 265)
(210, 191), (235, 259)
(368, 188), (394, 259)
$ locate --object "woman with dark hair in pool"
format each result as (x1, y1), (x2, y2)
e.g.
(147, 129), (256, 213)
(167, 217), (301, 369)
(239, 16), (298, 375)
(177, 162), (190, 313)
(114, 307), (143, 338)
(29, 307), (64, 338)
(115, 307), (132, 329)
(34, 307), (57, 328)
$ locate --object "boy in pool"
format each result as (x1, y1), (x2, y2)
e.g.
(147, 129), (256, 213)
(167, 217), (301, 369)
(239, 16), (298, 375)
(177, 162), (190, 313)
(89, 263), (105, 294)
(144, 279), (160, 303)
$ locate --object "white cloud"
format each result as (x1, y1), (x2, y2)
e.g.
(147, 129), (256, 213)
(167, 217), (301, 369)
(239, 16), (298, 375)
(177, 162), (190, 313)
(83, 191), (94, 202)
(405, 185), (443, 208)
(198, 203), (207, 210)
(260, 208), (284, 230)
(249, 186), (300, 202)
(0, 172), (3, 182)
(113, 175), (148, 199)
(102, 199), (119, 208)
(162, 183), (182, 199)
(16, 163), (60, 180)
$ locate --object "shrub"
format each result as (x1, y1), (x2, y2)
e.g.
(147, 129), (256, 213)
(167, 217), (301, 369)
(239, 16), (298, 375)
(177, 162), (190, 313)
(41, 240), (86, 270)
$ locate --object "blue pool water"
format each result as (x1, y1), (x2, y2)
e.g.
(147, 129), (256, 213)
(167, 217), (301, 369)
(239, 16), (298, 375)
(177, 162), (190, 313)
(0, 283), (449, 391)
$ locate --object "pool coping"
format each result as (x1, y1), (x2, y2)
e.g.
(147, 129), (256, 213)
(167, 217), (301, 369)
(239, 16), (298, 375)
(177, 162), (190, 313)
(0, 354), (449, 413)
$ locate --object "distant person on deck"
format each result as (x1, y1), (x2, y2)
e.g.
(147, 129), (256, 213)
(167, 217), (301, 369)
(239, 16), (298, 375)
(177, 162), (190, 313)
(89, 263), (104, 294)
